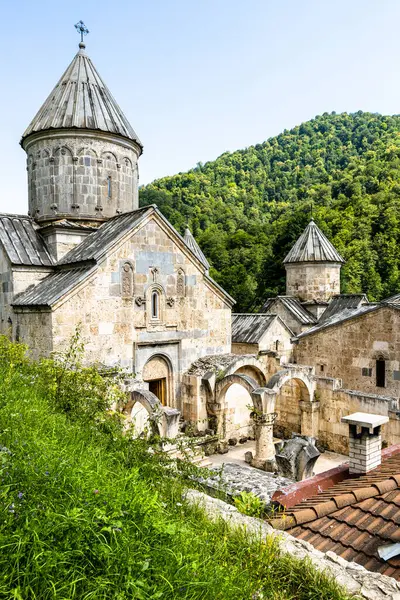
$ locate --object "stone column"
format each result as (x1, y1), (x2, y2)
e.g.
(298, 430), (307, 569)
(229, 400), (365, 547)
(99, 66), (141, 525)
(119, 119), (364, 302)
(300, 401), (320, 437)
(252, 412), (277, 470)
(251, 388), (277, 471)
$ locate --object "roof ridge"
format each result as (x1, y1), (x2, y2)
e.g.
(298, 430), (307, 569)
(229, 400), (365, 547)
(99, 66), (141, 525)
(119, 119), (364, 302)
(270, 474), (400, 531)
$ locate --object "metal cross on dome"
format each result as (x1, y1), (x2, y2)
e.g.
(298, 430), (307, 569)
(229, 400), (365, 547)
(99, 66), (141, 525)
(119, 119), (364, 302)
(74, 20), (89, 43)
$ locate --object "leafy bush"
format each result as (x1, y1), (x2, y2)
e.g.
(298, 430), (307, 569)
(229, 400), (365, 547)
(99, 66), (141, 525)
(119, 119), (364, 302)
(234, 491), (265, 517)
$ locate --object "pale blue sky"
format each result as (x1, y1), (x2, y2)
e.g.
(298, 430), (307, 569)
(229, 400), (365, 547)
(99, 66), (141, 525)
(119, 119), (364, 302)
(1, 0), (400, 215)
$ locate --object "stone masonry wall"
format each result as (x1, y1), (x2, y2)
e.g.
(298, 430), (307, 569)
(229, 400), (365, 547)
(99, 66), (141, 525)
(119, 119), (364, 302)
(0, 246), (52, 339)
(285, 262), (341, 302)
(315, 377), (400, 454)
(24, 131), (140, 223)
(295, 306), (400, 396)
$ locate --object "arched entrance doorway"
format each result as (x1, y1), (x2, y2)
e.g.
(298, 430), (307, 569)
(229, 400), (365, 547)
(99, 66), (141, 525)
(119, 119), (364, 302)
(142, 355), (173, 406)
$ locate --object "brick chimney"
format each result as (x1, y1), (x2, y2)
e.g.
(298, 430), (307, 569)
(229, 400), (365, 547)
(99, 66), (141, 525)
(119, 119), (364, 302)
(341, 412), (389, 474)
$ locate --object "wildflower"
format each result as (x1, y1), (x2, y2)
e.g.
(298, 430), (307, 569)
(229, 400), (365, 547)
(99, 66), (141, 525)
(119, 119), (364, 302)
(93, 489), (99, 494)
(18, 492), (23, 499)
(176, 502), (182, 507)
(45, 471), (49, 476)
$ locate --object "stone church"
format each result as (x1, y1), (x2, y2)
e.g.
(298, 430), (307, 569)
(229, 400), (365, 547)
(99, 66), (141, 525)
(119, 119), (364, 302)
(2, 34), (400, 459)
(0, 38), (234, 413)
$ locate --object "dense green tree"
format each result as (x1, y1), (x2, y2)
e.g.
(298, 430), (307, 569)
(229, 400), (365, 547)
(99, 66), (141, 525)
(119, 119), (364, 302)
(140, 112), (400, 311)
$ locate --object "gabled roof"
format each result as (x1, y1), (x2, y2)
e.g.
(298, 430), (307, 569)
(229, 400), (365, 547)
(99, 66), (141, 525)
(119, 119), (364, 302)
(13, 266), (95, 308)
(59, 206), (151, 265)
(319, 293), (369, 323)
(296, 304), (380, 339)
(21, 43), (142, 149)
(232, 313), (294, 344)
(0, 213), (54, 267)
(261, 296), (317, 325)
(13, 204), (234, 309)
(269, 448), (400, 580)
(183, 227), (210, 270)
(283, 220), (345, 264)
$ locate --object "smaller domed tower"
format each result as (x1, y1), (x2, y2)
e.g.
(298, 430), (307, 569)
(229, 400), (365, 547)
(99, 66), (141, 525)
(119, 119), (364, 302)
(21, 38), (142, 226)
(283, 220), (345, 304)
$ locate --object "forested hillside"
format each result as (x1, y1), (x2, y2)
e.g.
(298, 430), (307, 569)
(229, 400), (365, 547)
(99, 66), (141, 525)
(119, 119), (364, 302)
(140, 112), (400, 311)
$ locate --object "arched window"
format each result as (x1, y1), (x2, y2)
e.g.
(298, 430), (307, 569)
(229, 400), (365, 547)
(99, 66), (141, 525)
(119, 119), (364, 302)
(107, 176), (112, 198)
(151, 291), (159, 319)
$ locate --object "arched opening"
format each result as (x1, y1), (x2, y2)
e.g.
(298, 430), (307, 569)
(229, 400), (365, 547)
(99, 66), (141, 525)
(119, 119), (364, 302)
(274, 378), (310, 439)
(223, 383), (254, 441)
(234, 365), (266, 386)
(142, 355), (173, 407)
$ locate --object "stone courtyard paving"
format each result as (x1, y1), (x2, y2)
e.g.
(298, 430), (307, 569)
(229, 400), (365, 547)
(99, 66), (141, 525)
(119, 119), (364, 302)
(199, 440), (348, 504)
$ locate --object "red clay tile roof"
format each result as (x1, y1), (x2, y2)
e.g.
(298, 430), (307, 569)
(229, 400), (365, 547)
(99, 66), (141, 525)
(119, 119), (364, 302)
(269, 450), (400, 580)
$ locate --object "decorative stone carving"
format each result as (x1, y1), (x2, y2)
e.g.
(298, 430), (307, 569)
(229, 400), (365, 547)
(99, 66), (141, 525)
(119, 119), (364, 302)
(135, 296), (145, 307)
(121, 262), (134, 298)
(166, 297), (175, 307)
(275, 435), (320, 481)
(177, 268), (185, 297)
(151, 267), (159, 282)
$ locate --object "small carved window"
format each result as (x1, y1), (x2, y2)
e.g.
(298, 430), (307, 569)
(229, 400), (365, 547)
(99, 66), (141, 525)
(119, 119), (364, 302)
(107, 176), (112, 198)
(121, 262), (134, 297)
(362, 367), (372, 377)
(177, 268), (185, 297)
(151, 291), (160, 319)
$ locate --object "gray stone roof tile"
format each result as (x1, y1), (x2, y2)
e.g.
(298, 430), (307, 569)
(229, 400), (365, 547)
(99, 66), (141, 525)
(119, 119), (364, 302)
(12, 266), (95, 307)
(296, 304), (380, 339)
(21, 44), (142, 149)
(283, 220), (345, 264)
(183, 227), (210, 270)
(232, 313), (276, 344)
(319, 294), (369, 323)
(261, 296), (317, 325)
(59, 206), (151, 265)
(0, 213), (54, 267)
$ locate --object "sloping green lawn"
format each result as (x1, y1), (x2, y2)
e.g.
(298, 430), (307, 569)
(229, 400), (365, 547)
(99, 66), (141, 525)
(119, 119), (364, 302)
(0, 338), (349, 599)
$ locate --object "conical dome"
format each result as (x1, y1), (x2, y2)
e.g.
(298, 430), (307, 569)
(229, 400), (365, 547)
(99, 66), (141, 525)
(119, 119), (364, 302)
(184, 227), (210, 270)
(21, 43), (142, 148)
(283, 220), (344, 264)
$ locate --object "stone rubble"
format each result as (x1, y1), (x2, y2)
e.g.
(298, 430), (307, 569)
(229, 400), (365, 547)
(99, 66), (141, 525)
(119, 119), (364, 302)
(185, 489), (400, 600)
(197, 462), (293, 504)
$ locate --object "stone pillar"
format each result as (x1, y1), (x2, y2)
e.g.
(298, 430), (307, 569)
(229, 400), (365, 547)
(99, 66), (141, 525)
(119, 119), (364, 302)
(300, 401), (320, 437)
(252, 413), (277, 470)
(341, 412), (389, 474)
(251, 388), (277, 471)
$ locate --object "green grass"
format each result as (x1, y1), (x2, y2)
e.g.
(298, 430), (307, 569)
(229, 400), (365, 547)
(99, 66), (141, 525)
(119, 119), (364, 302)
(0, 338), (350, 599)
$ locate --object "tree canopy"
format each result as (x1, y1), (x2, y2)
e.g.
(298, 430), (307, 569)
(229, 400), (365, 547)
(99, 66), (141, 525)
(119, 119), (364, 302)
(140, 111), (400, 311)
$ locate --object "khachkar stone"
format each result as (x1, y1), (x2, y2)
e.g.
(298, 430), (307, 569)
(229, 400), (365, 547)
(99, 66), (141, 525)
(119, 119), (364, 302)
(283, 219), (345, 303)
(21, 22), (143, 226)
